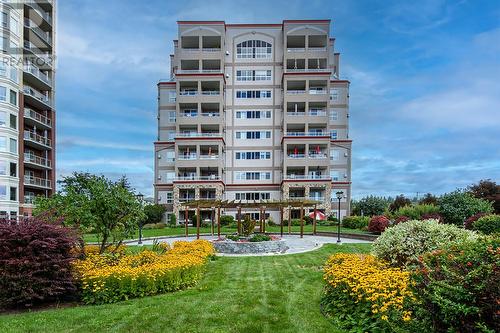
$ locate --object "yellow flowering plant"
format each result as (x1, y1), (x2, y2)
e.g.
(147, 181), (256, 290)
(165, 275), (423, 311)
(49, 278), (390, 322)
(322, 253), (415, 332)
(73, 240), (214, 304)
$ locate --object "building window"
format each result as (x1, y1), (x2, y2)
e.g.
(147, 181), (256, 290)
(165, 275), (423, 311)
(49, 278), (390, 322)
(0, 63), (5, 77)
(9, 16), (18, 35)
(0, 111), (5, 126)
(235, 131), (271, 139)
(9, 162), (15, 177)
(330, 110), (338, 121)
(9, 90), (16, 105)
(0, 185), (6, 200)
(236, 40), (272, 59)
(166, 151), (175, 161)
(9, 186), (16, 201)
(330, 88), (340, 102)
(165, 172), (175, 182)
(0, 86), (6, 101)
(1, 12), (7, 28)
(235, 172), (271, 180)
(9, 65), (17, 83)
(330, 130), (338, 140)
(9, 138), (16, 154)
(235, 151), (271, 160)
(0, 161), (5, 175)
(236, 90), (271, 99)
(168, 91), (176, 103)
(236, 70), (272, 81)
(168, 111), (176, 123)
(167, 131), (176, 140)
(166, 191), (173, 203)
(10, 211), (16, 220)
(9, 114), (15, 129)
(236, 111), (271, 119)
(235, 192), (270, 200)
(330, 170), (340, 181)
(330, 149), (340, 161)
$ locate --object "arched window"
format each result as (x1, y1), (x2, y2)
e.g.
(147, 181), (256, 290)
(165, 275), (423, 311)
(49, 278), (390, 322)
(236, 40), (272, 59)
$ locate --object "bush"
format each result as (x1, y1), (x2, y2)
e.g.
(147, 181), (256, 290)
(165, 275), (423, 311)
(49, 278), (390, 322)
(249, 234), (271, 242)
(420, 212), (443, 222)
(464, 212), (488, 229)
(341, 216), (369, 229)
(351, 196), (391, 216)
(394, 215), (410, 225)
(322, 254), (414, 332)
(144, 204), (167, 225)
(317, 219), (337, 226)
(143, 223), (166, 230)
(0, 219), (78, 308)
(394, 204), (440, 220)
(389, 195), (412, 212)
(169, 214), (176, 227)
(412, 237), (500, 332)
(219, 215), (234, 226)
(241, 216), (255, 236)
(368, 215), (390, 233)
(438, 191), (493, 225)
(74, 240), (214, 304)
(472, 214), (500, 235)
(290, 219), (302, 226)
(372, 219), (478, 268)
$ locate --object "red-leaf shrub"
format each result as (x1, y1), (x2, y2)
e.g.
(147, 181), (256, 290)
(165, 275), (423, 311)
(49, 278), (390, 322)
(464, 213), (487, 229)
(394, 216), (409, 225)
(0, 219), (79, 309)
(368, 215), (390, 233)
(421, 213), (443, 223)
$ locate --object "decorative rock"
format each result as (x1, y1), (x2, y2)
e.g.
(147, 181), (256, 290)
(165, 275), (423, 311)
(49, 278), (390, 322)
(212, 239), (289, 254)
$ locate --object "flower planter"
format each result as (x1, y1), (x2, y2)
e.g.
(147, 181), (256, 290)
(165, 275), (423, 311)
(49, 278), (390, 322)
(212, 238), (289, 254)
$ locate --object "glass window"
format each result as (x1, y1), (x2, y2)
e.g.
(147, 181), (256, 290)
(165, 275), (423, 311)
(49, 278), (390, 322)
(0, 86), (6, 101)
(330, 88), (340, 102)
(0, 136), (5, 150)
(0, 185), (6, 199)
(330, 170), (340, 181)
(1, 13), (7, 28)
(168, 111), (176, 123)
(168, 91), (176, 103)
(9, 138), (16, 154)
(166, 192), (173, 203)
(166, 151), (175, 161)
(0, 111), (5, 126)
(9, 16), (17, 35)
(0, 161), (6, 175)
(166, 172), (175, 182)
(9, 66), (17, 83)
(167, 131), (175, 140)
(330, 149), (340, 161)
(330, 110), (338, 121)
(9, 114), (15, 129)
(0, 62), (5, 77)
(330, 130), (338, 140)
(236, 40), (272, 59)
(9, 186), (16, 201)
(9, 162), (15, 177)
(9, 90), (16, 105)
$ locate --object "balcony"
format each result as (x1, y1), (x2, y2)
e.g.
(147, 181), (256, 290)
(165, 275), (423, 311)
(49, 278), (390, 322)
(309, 88), (327, 95)
(285, 131), (328, 137)
(23, 131), (51, 149)
(179, 89), (198, 96)
(284, 174), (330, 180)
(23, 85), (52, 109)
(177, 69), (222, 74)
(24, 153), (51, 169)
(174, 175), (221, 181)
(23, 63), (51, 89)
(288, 153), (305, 159)
(178, 153), (197, 160)
(25, 1), (52, 27)
(24, 108), (52, 129)
(201, 90), (220, 96)
(175, 132), (222, 138)
(308, 108), (327, 116)
(199, 154), (219, 159)
(24, 18), (52, 46)
(24, 195), (36, 205)
(308, 152), (328, 159)
(286, 90), (306, 95)
(24, 175), (52, 189)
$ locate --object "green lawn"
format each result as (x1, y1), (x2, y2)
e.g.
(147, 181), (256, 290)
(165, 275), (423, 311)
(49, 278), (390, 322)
(84, 225), (370, 243)
(0, 243), (371, 333)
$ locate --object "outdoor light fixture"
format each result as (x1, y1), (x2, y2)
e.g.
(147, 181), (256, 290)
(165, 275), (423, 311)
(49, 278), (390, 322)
(136, 193), (145, 244)
(336, 191), (344, 244)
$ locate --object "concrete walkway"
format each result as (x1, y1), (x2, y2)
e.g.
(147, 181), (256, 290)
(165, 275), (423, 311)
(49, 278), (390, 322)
(127, 234), (371, 256)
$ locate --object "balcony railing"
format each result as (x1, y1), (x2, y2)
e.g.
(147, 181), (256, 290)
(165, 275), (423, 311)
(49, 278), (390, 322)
(24, 64), (51, 85)
(286, 48), (306, 52)
(308, 109), (327, 116)
(285, 131), (328, 137)
(199, 154), (219, 159)
(178, 154), (197, 160)
(23, 40), (51, 63)
(23, 85), (52, 107)
(175, 175), (221, 181)
(179, 111), (198, 117)
(24, 108), (52, 127)
(175, 132), (222, 138)
(309, 196), (326, 201)
(179, 90), (198, 96)
(24, 19), (52, 45)
(177, 69), (221, 74)
(23, 131), (51, 147)
(201, 90), (220, 95)
(309, 88), (327, 94)
(24, 153), (51, 168)
(284, 175), (330, 180)
(181, 48), (221, 52)
(308, 153), (328, 159)
(286, 111), (306, 116)
(286, 68), (328, 72)
(288, 153), (305, 158)
(201, 112), (220, 117)
(308, 47), (327, 51)
(286, 90), (306, 94)
(24, 175), (51, 188)
(24, 195), (36, 204)
(25, 1), (52, 25)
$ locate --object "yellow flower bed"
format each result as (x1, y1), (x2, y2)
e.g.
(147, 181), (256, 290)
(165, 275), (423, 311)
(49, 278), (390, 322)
(322, 253), (414, 328)
(74, 240), (214, 304)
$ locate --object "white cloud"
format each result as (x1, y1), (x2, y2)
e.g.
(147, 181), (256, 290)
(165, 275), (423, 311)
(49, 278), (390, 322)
(58, 136), (152, 152)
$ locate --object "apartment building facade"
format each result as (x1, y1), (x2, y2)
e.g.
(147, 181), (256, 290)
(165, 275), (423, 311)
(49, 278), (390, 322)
(0, 0), (56, 219)
(155, 20), (351, 223)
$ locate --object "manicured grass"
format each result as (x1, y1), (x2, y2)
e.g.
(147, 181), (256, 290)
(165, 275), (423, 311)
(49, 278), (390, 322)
(83, 225), (370, 243)
(0, 243), (371, 333)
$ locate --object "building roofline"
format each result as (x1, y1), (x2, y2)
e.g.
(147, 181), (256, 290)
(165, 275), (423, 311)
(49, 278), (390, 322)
(158, 81), (176, 86)
(177, 21), (225, 25)
(330, 80), (350, 84)
(282, 19), (331, 24)
(176, 19), (331, 27)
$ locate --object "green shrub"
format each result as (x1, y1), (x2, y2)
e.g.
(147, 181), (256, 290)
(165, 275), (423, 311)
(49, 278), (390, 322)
(394, 204), (439, 220)
(438, 191), (493, 225)
(143, 223), (165, 230)
(219, 215), (234, 226)
(225, 234), (240, 241)
(372, 219), (478, 268)
(290, 219), (302, 226)
(351, 195), (391, 216)
(168, 214), (176, 227)
(472, 214), (500, 235)
(317, 219), (337, 226)
(341, 216), (369, 229)
(412, 237), (500, 332)
(241, 216), (255, 236)
(249, 234), (271, 242)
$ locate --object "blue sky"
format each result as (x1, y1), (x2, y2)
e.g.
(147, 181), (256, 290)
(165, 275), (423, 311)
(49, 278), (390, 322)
(56, 0), (500, 198)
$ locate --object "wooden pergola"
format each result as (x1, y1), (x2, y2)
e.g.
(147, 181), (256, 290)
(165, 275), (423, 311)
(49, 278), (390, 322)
(181, 199), (322, 239)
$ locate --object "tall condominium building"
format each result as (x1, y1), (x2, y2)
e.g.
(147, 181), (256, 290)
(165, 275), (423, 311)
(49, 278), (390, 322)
(0, 0), (56, 219)
(155, 20), (351, 223)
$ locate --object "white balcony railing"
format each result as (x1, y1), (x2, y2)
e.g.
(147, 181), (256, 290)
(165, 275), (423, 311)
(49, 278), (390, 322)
(177, 69), (221, 74)
(287, 111), (306, 116)
(24, 175), (51, 188)
(309, 196), (326, 201)
(179, 90), (198, 96)
(179, 112), (198, 117)
(25, 1), (52, 25)
(308, 153), (328, 159)
(201, 90), (220, 95)
(24, 153), (51, 168)
(199, 154), (219, 159)
(24, 64), (51, 85)
(308, 109), (327, 116)
(24, 130), (51, 147)
(23, 85), (52, 107)
(284, 174), (330, 180)
(288, 153), (305, 159)
(201, 112), (220, 117)
(24, 19), (52, 45)
(202, 48), (221, 52)
(178, 154), (197, 160)
(175, 175), (221, 181)
(309, 88), (328, 94)
(285, 131), (328, 137)
(175, 132), (222, 138)
(286, 68), (328, 72)
(286, 48), (306, 52)
(286, 90), (306, 94)
(308, 47), (327, 51)
(24, 108), (52, 127)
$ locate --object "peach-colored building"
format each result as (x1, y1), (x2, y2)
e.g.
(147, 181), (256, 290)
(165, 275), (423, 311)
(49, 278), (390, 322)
(155, 20), (351, 223)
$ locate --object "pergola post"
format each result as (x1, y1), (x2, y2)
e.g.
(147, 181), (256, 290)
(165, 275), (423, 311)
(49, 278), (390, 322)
(185, 207), (189, 237)
(280, 206), (284, 237)
(288, 206), (291, 234)
(196, 206), (200, 240)
(263, 207), (266, 233)
(217, 206), (221, 238)
(259, 207), (263, 233)
(237, 206), (241, 235)
(300, 204), (304, 238)
(313, 204), (318, 235)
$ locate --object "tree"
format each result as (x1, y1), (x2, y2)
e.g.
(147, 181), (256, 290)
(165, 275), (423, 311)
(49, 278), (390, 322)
(351, 196), (390, 217)
(468, 179), (500, 214)
(389, 195), (412, 212)
(419, 193), (438, 206)
(438, 190), (493, 226)
(144, 204), (167, 225)
(34, 172), (144, 254)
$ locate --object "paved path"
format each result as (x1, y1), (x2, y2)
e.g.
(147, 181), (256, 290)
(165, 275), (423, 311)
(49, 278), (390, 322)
(127, 234), (370, 256)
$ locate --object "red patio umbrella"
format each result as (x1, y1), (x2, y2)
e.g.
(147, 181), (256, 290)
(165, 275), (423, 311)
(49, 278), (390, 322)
(309, 210), (326, 220)
(294, 146), (298, 155)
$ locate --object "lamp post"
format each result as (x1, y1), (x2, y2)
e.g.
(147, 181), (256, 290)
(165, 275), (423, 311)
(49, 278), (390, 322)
(136, 193), (145, 245)
(336, 191), (343, 244)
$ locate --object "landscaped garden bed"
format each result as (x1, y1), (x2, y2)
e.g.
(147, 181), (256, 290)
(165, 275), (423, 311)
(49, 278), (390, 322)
(213, 234), (289, 254)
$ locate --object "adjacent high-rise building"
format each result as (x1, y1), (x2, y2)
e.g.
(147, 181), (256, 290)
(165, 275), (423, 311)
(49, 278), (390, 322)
(0, 0), (56, 219)
(155, 20), (351, 223)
